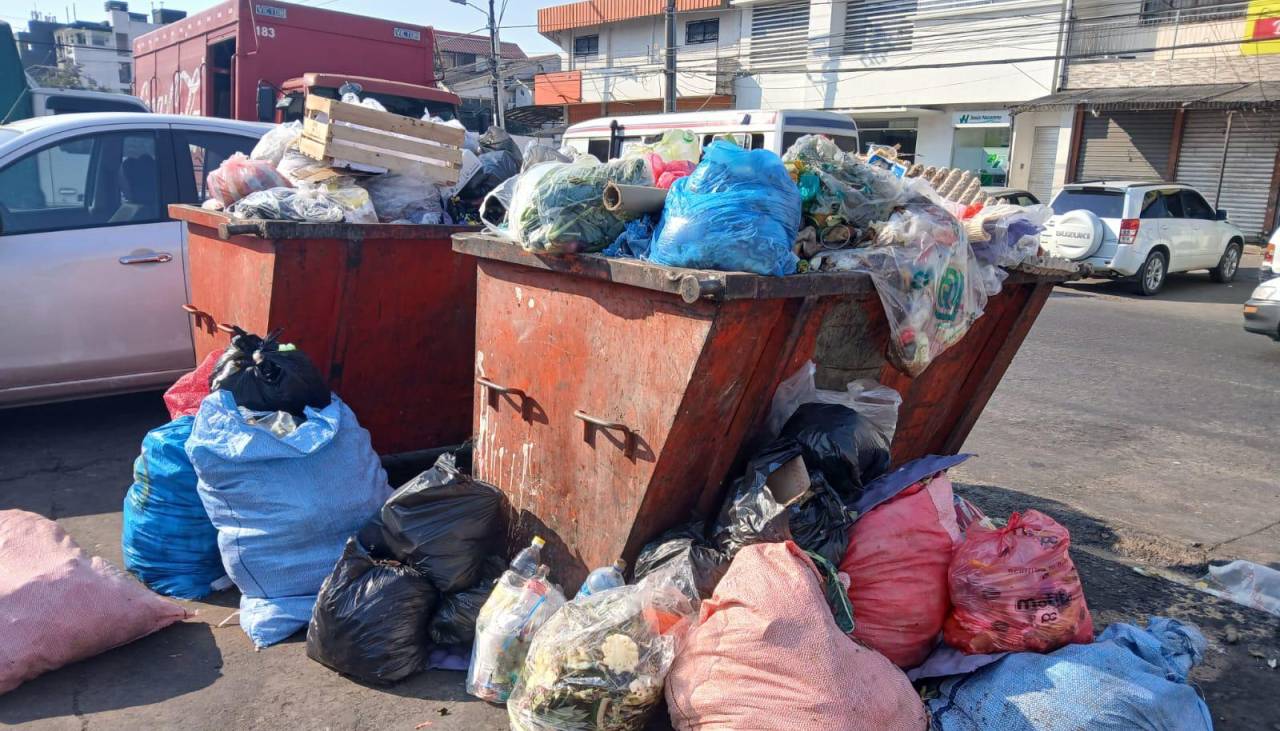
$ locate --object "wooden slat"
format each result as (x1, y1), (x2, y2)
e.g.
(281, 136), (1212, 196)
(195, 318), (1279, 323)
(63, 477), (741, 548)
(305, 94), (466, 147)
(302, 137), (459, 183)
(327, 123), (463, 166)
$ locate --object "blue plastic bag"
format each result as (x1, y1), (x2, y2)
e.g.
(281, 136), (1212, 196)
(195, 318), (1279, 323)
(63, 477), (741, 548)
(648, 141), (801, 276)
(928, 617), (1213, 731)
(186, 391), (391, 648)
(122, 416), (226, 600)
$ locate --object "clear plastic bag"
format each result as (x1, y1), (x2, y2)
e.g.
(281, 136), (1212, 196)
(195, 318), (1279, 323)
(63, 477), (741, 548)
(504, 156), (653, 253)
(360, 173), (443, 224)
(1201, 560), (1280, 617)
(206, 153), (291, 207)
(651, 129), (702, 165)
(522, 140), (571, 171)
(507, 575), (695, 731)
(648, 141), (800, 276)
(313, 179), (377, 224)
(765, 361), (901, 441)
(231, 187), (345, 223)
(783, 134), (918, 232)
(968, 203), (1051, 268)
(250, 121), (303, 167)
(467, 570), (566, 703)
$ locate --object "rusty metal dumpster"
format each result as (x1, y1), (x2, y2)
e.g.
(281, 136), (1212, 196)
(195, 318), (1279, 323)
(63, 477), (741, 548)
(170, 205), (479, 454)
(453, 232), (1067, 589)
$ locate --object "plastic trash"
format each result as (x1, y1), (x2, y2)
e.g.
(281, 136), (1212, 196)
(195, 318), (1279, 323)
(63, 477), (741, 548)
(206, 153), (291, 207)
(163, 350), (218, 420)
(603, 214), (657, 259)
(186, 390), (391, 648)
(1200, 560), (1280, 617)
(780, 402), (891, 500)
(665, 541), (927, 731)
(783, 134), (918, 233)
(458, 150), (520, 202)
(306, 537), (439, 684)
(479, 125), (523, 167)
(648, 140), (801, 276)
(358, 453), (503, 594)
(576, 559), (627, 599)
(510, 536), (546, 579)
(944, 509), (1094, 654)
(928, 617), (1212, 731)
(503, 156), (653, 253)
(467, 563), (566, 703)
(250, 121), (303, 166)
(507, 574), (696, 731)
(360, 173), (443, 224)
(430, 556), (507, 646)
(208, 327), (330, 419)
(230, 186), (345, 223)
(121, 416), (226, 600)
(521, 140), (571, 171)
(967, 203), (1050, 269)
(0, 510), (189, 695)
(838, 471), (960, 668)
(634, 522), (729, 602)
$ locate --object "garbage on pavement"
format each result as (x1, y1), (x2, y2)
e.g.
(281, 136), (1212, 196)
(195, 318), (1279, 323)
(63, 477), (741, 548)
(633, 522), (729, 602)
(162, 349), (218, 419)
(1198, 559), (1280, 618)
(430, 556), (507, 646)
(927, 617), (1213, 730)
(0, 510), (189, 695)
(208, 327), (331, 419)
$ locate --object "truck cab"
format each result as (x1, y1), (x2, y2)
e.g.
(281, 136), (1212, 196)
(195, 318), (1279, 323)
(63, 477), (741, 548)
(272, 73), (460, 123)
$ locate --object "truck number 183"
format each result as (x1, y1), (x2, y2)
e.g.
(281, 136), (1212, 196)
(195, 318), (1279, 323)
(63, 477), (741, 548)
(257, 25), (276, 39)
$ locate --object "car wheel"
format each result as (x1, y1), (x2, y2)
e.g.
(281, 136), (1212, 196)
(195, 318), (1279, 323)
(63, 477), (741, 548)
(1135, 250), (1167, 296)
(1209, 241), (1242, 283)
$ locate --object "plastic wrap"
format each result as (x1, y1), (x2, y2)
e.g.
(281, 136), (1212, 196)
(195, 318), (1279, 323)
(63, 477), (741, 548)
(360, 173), (443, 224)
(507, 575), (695, 731)
(782, 134), (919, 234)
(633, 522), (728, 602)
(522, 141), (572, 171)
(467, 569), (566, 703)
(206, 153), (291, 207)
(944, 509), (1094, 654)
(250, 121), (303, 166)
(648, 141), (800, 276)
(506, 156), (654, 253)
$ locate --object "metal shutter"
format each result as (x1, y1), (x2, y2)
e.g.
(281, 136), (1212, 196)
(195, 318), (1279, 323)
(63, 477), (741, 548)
(844, 0), (916, 56)
(1028, 125), (1060, 202)
(749, 1), (810, 67)
(1175, 110), (1280, 241)
(1075, 111), (1174, 183)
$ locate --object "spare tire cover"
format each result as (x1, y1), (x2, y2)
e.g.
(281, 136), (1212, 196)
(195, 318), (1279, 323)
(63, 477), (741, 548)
(1042, 209), (1104, 260)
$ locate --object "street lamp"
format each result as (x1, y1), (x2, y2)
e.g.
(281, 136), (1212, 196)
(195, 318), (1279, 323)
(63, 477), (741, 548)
(449, 0), (504, 129)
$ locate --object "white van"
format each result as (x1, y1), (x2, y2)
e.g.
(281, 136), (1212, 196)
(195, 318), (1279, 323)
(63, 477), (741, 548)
(561, 109), (859, 161)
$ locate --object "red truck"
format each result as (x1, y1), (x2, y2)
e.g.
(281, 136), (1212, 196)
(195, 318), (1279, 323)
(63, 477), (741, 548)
(132, 0), (460, 122)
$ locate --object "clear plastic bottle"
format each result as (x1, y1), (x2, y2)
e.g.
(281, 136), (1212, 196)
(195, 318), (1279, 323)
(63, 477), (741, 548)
(576, 559), (627, 599)
(509, 536), (545, 580)
(467, 561), (564, 703)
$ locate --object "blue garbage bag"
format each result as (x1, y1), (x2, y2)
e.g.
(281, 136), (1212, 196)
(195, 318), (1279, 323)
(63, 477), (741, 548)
(186, 391), (391, 648)
(928, 617), (1213, 731)
(121, 416), (226, 600)
(648, 141), (801, 276)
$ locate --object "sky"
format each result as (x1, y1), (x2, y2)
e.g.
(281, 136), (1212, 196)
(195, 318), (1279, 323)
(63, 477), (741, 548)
(0, 0), (560, 53)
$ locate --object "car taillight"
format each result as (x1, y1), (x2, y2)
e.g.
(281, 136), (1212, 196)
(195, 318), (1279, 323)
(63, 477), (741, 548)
(1265, 243), (1275, 267)
(1119, 219), (1140, 245)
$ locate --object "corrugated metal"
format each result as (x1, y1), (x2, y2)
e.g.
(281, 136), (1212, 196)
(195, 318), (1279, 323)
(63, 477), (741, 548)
(1176, 110), (1280, 240)
(1013, 82), (1280, 113)
(538, 0), (725, 33)
(1028, 125), (1060, 202)
(1076, 111), (1174, 183)
(844, 0), (915, 56)
(749, 1), (810, 67)
(535, 70), (583, 105)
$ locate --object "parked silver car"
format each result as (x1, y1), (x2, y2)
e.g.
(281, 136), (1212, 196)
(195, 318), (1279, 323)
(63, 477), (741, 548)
(0, 113), (268, 407)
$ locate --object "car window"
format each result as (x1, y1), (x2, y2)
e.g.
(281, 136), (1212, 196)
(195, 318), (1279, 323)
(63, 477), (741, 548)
(1180, 189), (1215, 220)
(0, 131), (163, 235)
(1162, 190), (1184, 218)
(175, 130), (258, 203)
(1016, 194), (1038, 206)
(1140, 191), (1172, 219)
(1051, 189), (1123, 218)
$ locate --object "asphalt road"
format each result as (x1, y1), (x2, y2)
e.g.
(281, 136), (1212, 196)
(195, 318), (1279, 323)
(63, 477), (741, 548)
(1, 254), (1277, 729)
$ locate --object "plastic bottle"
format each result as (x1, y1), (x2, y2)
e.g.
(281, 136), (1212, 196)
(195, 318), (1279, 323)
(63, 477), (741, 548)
(467, 560), (565, 703)
(510, 536), (545, 580)
(576, 559), (627, 599)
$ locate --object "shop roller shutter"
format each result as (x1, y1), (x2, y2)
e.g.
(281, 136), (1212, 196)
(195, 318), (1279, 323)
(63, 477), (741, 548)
(1075, 111), (1173, 183)
(1176, 110), (1280, 241)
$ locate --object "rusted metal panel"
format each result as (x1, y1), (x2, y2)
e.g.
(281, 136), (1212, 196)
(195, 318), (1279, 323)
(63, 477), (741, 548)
(174, 205), (479, 454)
(538, 0), (726, 33)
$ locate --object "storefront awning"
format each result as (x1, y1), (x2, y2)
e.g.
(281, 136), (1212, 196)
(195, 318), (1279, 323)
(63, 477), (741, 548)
(1011, 82), (1280, 113)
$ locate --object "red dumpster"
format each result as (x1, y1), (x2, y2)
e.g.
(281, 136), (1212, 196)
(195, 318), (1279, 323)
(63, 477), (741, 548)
(170, 205), (479, 454)
(452, 233), (1066, 589)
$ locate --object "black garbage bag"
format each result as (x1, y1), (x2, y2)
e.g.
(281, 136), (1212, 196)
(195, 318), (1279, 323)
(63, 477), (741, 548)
(429, 555), (505, 646)
(458, 150), (519, 201)
(634, 522), (729, 601)
(479, 126), (522, 168)
(306, 538), (439, 684)
(780, 402), (890, 502)
(359, 453), (503, 593)
(712, 438), (853, 567)
(208, 327), (330, 418)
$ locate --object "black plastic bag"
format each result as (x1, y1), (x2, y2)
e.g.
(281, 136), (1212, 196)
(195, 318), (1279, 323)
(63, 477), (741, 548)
(780, 402), (890, 502)
(306, 538), (440, 684)
(458, 150), (519, 201)
(359, 453), (503, 593)
(634, 522), (729, 601)
(479, 125), (522, 168)
(429, 555), (505, 646)
(208, 327), (330, 418)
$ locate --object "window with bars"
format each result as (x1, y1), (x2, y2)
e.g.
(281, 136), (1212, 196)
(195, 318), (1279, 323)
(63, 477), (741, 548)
(749, 1), (810, 67)
(573, 35), (599, 58)
(844, 0), (917, 56)
(686, 19), (719, 44)
(1139, 0), (1247, 24)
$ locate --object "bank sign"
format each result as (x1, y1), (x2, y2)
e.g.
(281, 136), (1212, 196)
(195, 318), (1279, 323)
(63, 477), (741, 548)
(953, 111), (1010, 127)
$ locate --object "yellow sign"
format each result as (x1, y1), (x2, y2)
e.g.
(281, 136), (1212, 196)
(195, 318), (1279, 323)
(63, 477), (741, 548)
(1243, 0), (1280, 55)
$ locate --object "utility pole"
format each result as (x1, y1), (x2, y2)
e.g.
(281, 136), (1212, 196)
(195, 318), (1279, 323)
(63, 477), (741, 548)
(488, 0), (505, 129)
(663, 0), (676, 113)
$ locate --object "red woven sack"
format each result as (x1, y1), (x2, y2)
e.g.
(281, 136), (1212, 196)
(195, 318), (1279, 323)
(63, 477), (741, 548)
(944, 509), (1094, 654)
(163, 350), (219, 420)
(666, 541), (926, 731)
(839, 473), (960, 668)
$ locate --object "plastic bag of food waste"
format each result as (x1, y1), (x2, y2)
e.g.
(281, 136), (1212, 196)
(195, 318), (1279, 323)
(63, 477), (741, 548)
(360, 173), (443, 224)
(506, 156), (654, 253)
(522, 140), (571, 171)
(648, 141), (800, 275)
(507, 574), (696, 730)
(468, 565), (566, 703)
(430, 556), (506, 646)
(231, 187), (343, 223)
(251, 121), (303, 166)
(206, 153), (291, 207)
(652, 129), (702, 165)
(208, 327), (331, 418)
(427, 115), (479, 152)
(634, 522), (729, 602)
(306, 537), (439, 684)
(944, 509), (1094, 654)
(928, 617), (1211, 731)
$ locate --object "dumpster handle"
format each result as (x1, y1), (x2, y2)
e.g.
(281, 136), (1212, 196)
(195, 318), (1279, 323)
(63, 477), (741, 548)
(182, 304), (217, 335)
(476, 376), (529, 418)
(573, 410), (638, 458)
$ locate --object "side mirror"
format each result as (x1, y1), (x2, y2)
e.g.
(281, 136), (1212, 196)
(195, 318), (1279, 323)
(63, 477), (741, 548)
(1216, 209), (1228, 221)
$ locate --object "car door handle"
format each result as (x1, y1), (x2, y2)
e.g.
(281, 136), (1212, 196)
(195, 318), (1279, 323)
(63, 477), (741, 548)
(119, 252), (173, 265)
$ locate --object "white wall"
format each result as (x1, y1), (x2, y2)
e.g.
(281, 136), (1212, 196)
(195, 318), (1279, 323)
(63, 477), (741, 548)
(1007, 108), (1075, 192)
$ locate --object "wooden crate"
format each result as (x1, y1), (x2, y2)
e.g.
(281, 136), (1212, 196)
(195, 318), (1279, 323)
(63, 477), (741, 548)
(299, 95), (465, 183)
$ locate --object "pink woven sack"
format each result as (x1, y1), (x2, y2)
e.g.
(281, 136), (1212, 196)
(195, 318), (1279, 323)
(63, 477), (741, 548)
(163, 350), (219, 420)
(0, 510), (189, 694)
(665, 541), (926, 731)
(839, 472), (961, 668)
